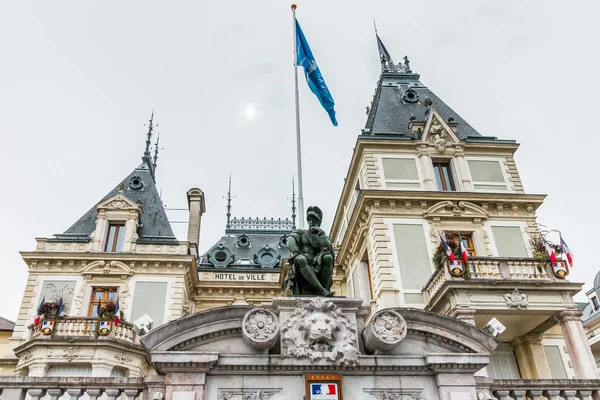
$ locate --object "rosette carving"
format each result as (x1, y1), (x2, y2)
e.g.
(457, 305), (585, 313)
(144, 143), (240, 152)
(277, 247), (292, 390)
(363, 309), (407, 353)
(242, 308), (279, 350)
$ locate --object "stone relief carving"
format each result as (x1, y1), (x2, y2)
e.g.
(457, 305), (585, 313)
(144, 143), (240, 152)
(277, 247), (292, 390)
(428, 116), (450, 153)
(62, 346), (92, 362)
(477, 390), (494, 400)
(503, 289), (528, 309)
(114, 351), (133, 363)
(242, 308), (280, 350)
(219, 389), (282, 400)
(281, 297), (359, 366)
(364, 388), (424, 400)
(363, 310), (407, 353)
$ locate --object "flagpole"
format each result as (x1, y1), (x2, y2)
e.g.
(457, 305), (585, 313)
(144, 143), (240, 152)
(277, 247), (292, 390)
(291, 3), (305, 229)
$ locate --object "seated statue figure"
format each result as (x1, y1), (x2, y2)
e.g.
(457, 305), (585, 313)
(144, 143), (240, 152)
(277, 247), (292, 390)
(285, 206), (334, 296)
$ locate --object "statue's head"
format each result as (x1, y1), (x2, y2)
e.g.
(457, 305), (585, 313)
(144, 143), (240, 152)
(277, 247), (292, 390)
(306, 206), (323, 228)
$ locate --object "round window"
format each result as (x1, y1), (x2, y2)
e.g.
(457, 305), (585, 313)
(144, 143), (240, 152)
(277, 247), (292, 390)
(208, 244), (234, 267)
(260, 254), (274, 264)
(129, 175), (144, 190)
(237, 234), (250, 248)
(214, 251), (227, 262)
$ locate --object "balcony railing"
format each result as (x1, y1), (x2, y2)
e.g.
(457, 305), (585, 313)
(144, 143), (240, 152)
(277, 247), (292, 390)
(477, 378), (600, 400)
(423, 257), (552, 305)
(29, 317), (136, 345)
(0, 377), (146, 400)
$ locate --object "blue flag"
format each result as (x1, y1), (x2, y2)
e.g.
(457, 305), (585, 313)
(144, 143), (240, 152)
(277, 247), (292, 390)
(295, 18), (338, 126)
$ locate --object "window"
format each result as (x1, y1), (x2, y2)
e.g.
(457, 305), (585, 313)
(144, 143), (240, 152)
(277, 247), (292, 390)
(543, 345), (568, 379)
(88, 287), (118, 317)
(104, 223), (125, 252)
(361, 260), (373, 303)
(592, 296), (600, 311)
(490, 226), (528, 257)
(432, 161), (456, 191)
(393, 224), (432, 304)
(488, 343), (520, 379)
(467, 159), (509, 191)
(130, 282), (168, 326)
(460, 233), (477, 257)
(382, 158), (421, 189)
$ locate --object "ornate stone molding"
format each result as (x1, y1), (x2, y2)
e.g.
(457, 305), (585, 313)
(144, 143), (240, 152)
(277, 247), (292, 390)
(242, 308), (280, 350)
(364, 388), (424, 400)
(424, 201), (488, 222)
(81, 260), (133, 280)
(62, 346), (93, 362)
(96, 193), (141, 212)
(114, 351), (133, 363)
(281, 298), (360, 366)
(503, 289), (528, 309)
(363, 310), (407, 353)
(219, 389), (282, 400)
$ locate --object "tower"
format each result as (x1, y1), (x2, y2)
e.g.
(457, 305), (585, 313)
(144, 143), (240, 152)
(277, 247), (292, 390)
(330, 34), (597, 380)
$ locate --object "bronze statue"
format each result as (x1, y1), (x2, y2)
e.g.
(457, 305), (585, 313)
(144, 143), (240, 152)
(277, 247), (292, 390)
(285, 206), (334, 296)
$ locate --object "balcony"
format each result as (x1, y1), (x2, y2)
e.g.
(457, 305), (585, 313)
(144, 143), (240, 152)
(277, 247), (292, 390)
(28, 317), (136, 345)
(477, 378), (600, 400)
(0, 377), (146, 399)
(422, 257), (582, 342)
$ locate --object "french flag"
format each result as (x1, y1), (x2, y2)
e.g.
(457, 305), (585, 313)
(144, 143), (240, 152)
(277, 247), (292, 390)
(312, 384), (337, 395)
(440, 233), (455, 263)
(33, 296), (45, 325)
(543, 238), (557, 267)
(113, 299), (121, 326)
(560, 235), (574, 268)
(459, 236), (469, 262)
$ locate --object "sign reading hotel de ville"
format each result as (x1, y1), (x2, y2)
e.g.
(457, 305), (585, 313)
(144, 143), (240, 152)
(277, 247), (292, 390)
(306, 374), (342, 400)
(202, 271), (280, 283)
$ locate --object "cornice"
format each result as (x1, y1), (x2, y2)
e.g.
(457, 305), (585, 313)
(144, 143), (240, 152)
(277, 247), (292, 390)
(20, 252), (193, 263)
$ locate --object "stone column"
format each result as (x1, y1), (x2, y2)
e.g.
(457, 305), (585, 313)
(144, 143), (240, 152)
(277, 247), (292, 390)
(556, 309), (599, 379)
(417, 151), (437, 190)
(165, 372), (207, 400)
(511, 334), (551, 379)
(453, 147), (474, 191)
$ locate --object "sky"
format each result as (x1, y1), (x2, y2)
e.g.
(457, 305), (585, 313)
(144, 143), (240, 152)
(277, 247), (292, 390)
(0, 1), (599, 321)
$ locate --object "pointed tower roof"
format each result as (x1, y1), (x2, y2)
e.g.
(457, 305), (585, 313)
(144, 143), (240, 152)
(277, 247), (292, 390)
(55, 115), (176, 243)
(364, 35), (513, 143)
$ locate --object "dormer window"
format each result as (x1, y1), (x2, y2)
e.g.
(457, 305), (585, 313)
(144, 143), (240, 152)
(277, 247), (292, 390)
(104, 223), (125, 252)
(592, 296), (599, 312)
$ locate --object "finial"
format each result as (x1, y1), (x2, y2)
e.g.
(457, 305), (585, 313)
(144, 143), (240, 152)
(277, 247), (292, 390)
(152, 133), (161, 170)
(143, 110), (155, 162)
(291, 176), (297, 229)
(291, 3), (297, 10)
(403, 55), (412, 73)
(226, 174), (232, 229)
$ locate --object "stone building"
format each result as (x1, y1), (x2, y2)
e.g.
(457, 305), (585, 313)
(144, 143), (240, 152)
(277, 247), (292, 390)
(329, 38), (598, 383)
(1, 36), (600, 400)
(0, 318), (14, 359)
(581, 271), (600, 369)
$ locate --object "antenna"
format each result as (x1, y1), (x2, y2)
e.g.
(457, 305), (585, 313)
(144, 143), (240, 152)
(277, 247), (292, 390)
(291, 176), (297, 229)
(226, 174), (232, 229)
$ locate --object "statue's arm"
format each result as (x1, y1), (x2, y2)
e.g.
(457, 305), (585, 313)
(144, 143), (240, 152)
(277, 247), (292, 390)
(287, 233), (300, 256)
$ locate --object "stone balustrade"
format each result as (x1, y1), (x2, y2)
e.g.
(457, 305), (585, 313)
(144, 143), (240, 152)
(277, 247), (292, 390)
(29, 317), (136, 345)
(0, 377), (147, 400)
(478, 379), (600, 400)
(423, 257), (552, 305)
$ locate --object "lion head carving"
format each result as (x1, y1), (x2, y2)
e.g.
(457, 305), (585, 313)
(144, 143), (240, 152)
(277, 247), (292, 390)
(281, 298), (359, 366)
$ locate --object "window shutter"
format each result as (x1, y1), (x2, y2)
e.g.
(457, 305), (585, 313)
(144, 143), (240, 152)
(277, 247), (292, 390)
(393, 224), (432, 290)
(130, 282), (168, 326)
(544, 345), (568, 379)
(488, 343), (520, 379)
(491, 226), (528, 257)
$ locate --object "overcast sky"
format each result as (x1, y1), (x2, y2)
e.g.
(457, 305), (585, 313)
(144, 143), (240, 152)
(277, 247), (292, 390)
(1, 1), (599, 321)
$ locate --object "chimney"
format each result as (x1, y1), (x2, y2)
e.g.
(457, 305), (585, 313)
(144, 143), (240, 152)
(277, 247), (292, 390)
(186, 188), (206, 255)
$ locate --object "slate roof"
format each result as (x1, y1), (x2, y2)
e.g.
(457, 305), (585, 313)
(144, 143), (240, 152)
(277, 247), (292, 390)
(56, 159), (177, 243)
(0, 316), (15, 332)
(364, 72), (513, 143)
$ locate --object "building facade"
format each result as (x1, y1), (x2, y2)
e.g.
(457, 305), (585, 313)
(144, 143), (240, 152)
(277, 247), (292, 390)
(1, 39), (600, 400)
(329, 44), (597, 382)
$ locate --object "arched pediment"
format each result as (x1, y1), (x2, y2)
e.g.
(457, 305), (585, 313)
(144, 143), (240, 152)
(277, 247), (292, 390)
(81, 260), (133, 280)
(424, 200), (489, 222)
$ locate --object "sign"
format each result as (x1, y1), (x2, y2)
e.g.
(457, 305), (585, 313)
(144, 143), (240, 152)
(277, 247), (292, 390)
(203, 272), (279, 283)
(552, 260), (569, 279)
(41, 319), (54, 335)
(306, 374), (342, 400)
(97, 319), (113, 336)
(447, 259), (465, 277)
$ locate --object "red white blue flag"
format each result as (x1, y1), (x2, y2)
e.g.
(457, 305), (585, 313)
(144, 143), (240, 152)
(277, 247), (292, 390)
(440, 233), (455, 263)
(113, 299), (121, 326)
(543, 238), (557, 266)
(311, 383), (338, 399)
(560, 235), (573, 268)
(459, 236), (469, 262)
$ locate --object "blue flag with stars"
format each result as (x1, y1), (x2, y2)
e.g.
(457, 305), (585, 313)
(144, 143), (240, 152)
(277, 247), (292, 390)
(295, 18), (338, 126)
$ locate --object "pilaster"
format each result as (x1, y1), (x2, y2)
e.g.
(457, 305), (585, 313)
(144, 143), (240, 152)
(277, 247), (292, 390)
(511, 334), (551, 379)
(556, 309), (599, 379)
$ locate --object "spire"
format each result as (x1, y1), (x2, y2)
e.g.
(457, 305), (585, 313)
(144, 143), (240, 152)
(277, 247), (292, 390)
(226, 174), (232, 229)
(143, 110), (155, 163)
(373, 28), (411, 73)
(291, 176), (297, 229)
(152, 133), (160, 171)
